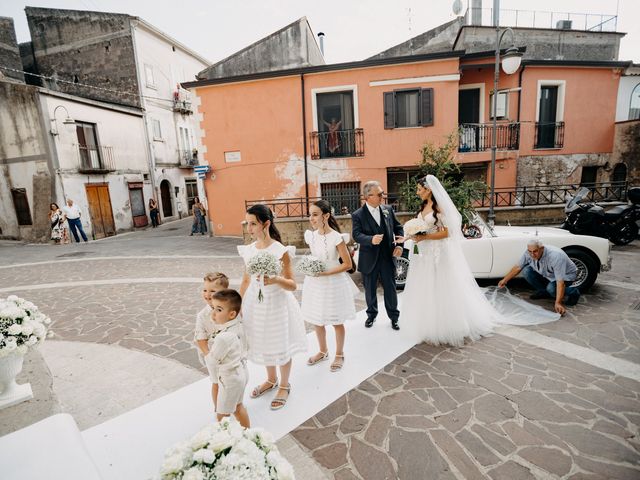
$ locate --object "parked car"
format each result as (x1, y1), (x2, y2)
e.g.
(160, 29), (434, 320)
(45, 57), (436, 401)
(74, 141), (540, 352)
(352, 211), (612, 291)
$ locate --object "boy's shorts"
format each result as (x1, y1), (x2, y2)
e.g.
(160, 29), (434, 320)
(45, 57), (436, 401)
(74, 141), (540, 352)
(215, 363), (248, 414)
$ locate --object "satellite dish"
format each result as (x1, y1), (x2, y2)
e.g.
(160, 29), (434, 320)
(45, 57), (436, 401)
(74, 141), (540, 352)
(452, 0), (464, 16)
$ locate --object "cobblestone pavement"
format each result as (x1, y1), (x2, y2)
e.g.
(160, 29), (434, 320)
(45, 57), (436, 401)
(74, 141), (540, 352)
(1, 223), (638, 479)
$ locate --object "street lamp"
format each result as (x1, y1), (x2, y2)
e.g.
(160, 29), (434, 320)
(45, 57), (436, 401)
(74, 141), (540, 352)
(50, 105), (75, 136)
(487, 0), (523, 226)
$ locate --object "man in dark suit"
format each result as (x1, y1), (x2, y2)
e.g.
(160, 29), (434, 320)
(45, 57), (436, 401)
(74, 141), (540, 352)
(352, 181), (404, 330)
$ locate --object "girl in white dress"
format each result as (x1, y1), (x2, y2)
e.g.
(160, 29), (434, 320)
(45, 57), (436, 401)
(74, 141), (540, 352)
(302, 200), (358, 372)
(238, 204), (306, 410)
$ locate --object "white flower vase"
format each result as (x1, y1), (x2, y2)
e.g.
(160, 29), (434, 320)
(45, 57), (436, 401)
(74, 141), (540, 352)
(0, 353), (33, 409)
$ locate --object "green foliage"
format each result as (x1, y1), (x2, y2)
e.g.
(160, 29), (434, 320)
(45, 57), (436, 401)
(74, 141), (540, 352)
(398, 132), (486, 214)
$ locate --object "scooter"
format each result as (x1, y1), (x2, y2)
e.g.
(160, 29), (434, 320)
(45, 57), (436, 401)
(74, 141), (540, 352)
(561, 186), (640, 245)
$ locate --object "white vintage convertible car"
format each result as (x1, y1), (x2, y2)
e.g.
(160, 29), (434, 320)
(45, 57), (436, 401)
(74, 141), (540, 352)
(353, 212), (612, 291)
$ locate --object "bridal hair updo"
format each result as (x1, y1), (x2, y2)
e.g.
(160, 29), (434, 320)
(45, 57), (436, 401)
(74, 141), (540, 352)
(313, 200), (341, 233)
(417, 176), (440, 224)
(246, 204), (282, 243)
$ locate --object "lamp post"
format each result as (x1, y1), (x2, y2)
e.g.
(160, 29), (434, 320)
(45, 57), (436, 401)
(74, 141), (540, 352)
(487, 0), (522, 226)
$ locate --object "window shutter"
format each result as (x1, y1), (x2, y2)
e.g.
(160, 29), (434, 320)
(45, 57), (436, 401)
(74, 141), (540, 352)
(383, 92), (395, 129)
(421, 88), (434, 126)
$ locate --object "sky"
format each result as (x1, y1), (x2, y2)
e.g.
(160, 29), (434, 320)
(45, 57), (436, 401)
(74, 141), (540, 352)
(2, 0), (638, 65)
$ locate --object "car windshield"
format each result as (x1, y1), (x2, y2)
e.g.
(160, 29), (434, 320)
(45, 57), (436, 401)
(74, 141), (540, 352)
(464, 210), (496, 238)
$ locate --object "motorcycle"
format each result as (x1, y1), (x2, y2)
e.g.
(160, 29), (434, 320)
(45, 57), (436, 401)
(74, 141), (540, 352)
(561, 186), (640, 245)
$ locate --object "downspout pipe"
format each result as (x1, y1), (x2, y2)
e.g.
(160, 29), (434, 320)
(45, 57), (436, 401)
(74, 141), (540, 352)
(301, 74), (309, 207)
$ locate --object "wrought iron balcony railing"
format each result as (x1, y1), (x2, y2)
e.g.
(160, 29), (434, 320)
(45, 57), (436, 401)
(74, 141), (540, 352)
(310, 128), (364, 160)
(535, 121), (565, 149)
(178, 149), (198, 167)
(77, 145), (115, 173)
(459, 123), (520, 152)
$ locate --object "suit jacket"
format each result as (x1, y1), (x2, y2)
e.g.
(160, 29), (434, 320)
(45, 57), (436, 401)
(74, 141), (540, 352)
(352, 204), (403, 275)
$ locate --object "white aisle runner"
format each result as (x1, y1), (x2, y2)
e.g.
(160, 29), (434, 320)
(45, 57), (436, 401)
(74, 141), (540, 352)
(82, 303), (415, 480)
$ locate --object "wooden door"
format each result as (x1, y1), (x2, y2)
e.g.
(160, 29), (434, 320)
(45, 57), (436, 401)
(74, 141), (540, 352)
(85, 184), (116, 239)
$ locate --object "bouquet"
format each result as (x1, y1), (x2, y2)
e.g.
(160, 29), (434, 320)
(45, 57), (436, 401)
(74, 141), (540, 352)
(295, 255), (326, 277)
(403, 218), (429, 254)
(158, 418), (295, 480)
(0, 295), (52, 358)
(246, 251), (282, 302)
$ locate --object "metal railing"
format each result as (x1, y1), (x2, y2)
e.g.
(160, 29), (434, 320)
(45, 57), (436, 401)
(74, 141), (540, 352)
(178, 149), (198, 167)
(473, 181), (628, 208)
(535, 121), (565, 149)
(77, 145), (115, 173)
(467, 8), (617, 32)
(173, 99), (192, 114)
(310, 128), (365, 159)
(459, 123), (520, 152)
(245, 182), (629, 218)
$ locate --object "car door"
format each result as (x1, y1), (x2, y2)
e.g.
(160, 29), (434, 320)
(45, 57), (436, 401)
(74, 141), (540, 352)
(461, 236), (493, 276)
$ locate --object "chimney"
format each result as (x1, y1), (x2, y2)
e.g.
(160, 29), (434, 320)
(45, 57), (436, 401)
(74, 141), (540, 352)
(317, 32), (325, 57)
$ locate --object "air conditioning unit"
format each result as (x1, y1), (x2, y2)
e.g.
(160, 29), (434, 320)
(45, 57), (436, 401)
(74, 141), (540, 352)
(556, 20), (573, 30)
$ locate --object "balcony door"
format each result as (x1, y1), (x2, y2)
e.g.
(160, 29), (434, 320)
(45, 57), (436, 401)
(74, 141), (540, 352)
(76, 122), (101, 169)
(316, 91), (354, 158)
(537, 86), (558, 148)
(458, 89), (480, 152)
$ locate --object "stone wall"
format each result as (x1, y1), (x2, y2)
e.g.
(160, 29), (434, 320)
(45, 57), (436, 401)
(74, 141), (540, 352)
(0, 17), (25, 82)
(25, 7), (141, 108)
(516, 153), (613, 186)
(611, 120), (640, 185)
(239, 205), (572, 248)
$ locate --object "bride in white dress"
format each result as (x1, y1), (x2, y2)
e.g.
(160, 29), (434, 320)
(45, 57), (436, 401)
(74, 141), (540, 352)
(399, 175), (558, 347)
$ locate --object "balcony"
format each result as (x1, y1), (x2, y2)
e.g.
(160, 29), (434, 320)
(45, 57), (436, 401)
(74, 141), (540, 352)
(77, 145), (115, 173)
(534, 122), (565, 149)
(173, 99), (193, 114)
(458, 123), (520, 153)
(310, 128), (364, 160)
(178, 149), (198, 168)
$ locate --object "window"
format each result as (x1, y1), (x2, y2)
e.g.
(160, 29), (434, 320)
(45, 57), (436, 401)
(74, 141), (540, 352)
(320, 182), (361, 214)
(152, 119), (162, 140)
(384, 88), (433, 129)
(185, 179), (198, 211)
(630, 83), (640, 121)
(580, 166), (599, 187)
(386, 168), (420, 210)
(490, 91), (508, 119)
(76, 121), (101, 169)
(145, 64), (156, 88)
(11, 188), (32, 226)
(315, 91), (355, 158)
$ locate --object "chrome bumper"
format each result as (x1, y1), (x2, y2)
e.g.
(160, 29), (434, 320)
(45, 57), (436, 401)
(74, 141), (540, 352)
(601, 255), (612, 272)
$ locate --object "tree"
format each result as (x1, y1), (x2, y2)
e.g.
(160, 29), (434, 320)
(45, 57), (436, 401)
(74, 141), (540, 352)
(399, 132), (486, 215)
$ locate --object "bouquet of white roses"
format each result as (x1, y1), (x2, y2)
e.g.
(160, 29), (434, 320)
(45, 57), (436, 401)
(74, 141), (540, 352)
(0, 295), (51, 358)
(158, 418), (295, 480)
(403, 218), (438, 254)
(295, 255), (326, 277)
(246, 251), (282, 302)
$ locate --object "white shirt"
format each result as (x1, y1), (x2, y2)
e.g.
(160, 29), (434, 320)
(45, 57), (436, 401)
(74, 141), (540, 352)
(366, 203), (381, 225)
(63, 204), (81, 220)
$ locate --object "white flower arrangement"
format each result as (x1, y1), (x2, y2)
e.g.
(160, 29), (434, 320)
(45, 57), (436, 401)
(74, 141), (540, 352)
(295, 255), (326, 277)
(0, 295), (52, 358)
(403, 218), (438, 254)
(246, 251), (282, 302)
(158, 418), (295, 480)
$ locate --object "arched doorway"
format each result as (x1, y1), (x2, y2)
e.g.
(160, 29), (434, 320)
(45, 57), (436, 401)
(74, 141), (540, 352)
(613, 163), (628, 183)
(160, 180), (173, 217)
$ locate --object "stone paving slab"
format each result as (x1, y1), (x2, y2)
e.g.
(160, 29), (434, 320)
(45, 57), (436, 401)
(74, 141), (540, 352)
(291, 337), (640, 479)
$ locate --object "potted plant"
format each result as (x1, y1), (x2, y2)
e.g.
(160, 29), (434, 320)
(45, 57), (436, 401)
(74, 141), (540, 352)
(0, 295), (51, 409)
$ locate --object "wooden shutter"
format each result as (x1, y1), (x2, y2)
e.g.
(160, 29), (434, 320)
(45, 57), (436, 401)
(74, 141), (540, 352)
(383, 92), (395, 129)
(421, 88), (434, 127)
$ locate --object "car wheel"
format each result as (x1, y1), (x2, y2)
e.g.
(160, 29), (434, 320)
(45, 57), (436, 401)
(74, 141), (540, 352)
(563, 248), (598, 292)
(395, 256), (410, 290)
